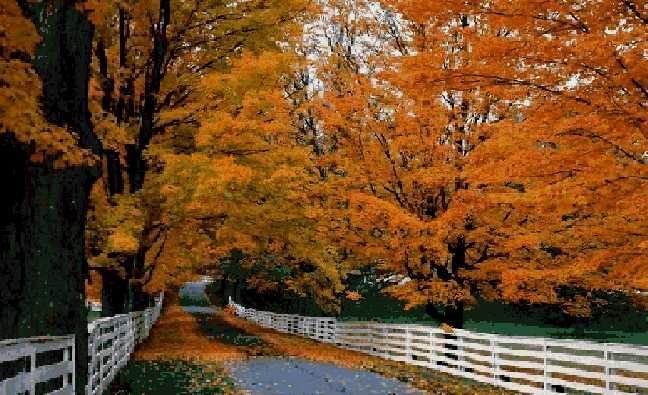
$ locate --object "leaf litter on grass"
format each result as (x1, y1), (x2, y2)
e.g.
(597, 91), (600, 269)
(107, 360), (238, 395)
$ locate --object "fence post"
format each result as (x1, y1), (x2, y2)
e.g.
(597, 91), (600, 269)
(543, 341), (551, 391)
(604, 344), (615, 391)
(63, 345), (69, 388)
(316, 319), (322, 340)
(383, 325), (389, 359)
(128, 313), (134, 354)
(458, 334), (464, 371)
(428, 329), (436, 366)
(491, 338), (498, 382)
(98, 326), (104, 393)
(71, 339), (76, 393)
(115, 319), (121, 369)
(145, 310), (151, 337)
(296, 316), (301, 335)
(109, 322), (116, 385)
(29, 344), (36, 394)
(405, 327), (412, 361)
(91, 329), (97, 394)
(109, 321), (115, 382)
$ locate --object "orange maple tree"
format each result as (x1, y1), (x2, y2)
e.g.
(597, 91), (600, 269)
(152, 47), (346, 311)
(82, 0), (318, 311)
(314, 0), (648, 326)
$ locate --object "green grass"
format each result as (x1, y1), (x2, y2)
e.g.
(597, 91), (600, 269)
(338, 314), (648, 345)
(106, 360), (236, 394)
(340, 294), (648, 345)
(87, 310), (101, 322)
(179, 294), (211, 307)
(193, 313), (264, 346)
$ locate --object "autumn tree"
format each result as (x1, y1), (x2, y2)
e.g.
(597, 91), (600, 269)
(150, 41), (348, 312)
(317, 0), (648, 327)
(82, 0), (316, 312)
(78, 0), (349, 313)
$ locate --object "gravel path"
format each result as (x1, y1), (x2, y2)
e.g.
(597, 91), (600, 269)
(225, 356), (427, 395)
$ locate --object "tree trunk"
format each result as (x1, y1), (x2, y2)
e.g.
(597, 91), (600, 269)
(445, 303), (465, 329)
(105, 149), (124, 196)
(0, 3), (101, 393)
(91, 16), (132, 315)
(445, 236), (467, 329)
(116, 8), (135, 125)
(100, 270), (127, 316)
(0, 137), (96, 393)
(122, 0), (171, 309)
(235, 279), (243, 304)
(224, 279), (234, 303)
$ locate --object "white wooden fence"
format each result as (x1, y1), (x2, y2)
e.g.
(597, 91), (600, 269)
(0, 335), (75, 395)
(86, 293), (163, 395)
(229, 299), (648, 395)
(0, 293), (163, 395)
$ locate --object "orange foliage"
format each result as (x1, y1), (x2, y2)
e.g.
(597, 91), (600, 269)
(313, 0), (648, 322)
(83, 0), (320, 300)
(0, 0), (95, 167)
(85, 271), (103, 302)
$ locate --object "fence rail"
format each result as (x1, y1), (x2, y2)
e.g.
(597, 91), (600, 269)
(229, 299), (648, 394)
(0, 335), (75, 395)
(0, 293), (163, 395)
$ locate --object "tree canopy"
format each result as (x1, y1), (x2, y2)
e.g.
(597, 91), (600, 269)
(2, 0), (646, 333)
(313, 0), (648, 324)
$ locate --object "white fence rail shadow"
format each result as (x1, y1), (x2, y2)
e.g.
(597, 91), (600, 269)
(0, 293), (163, 395)
(229, 299), (648, 395)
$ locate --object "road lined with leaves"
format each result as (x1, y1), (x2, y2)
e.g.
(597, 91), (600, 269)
(108, 293), (510, 394)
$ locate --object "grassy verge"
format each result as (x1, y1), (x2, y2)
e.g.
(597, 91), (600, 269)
(179, 294), (211, 307)
(87, 310), (101, 322)
(194, 313), (265, 347)
(337, 290), (648, 344)
(106, 360), (238, 395)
